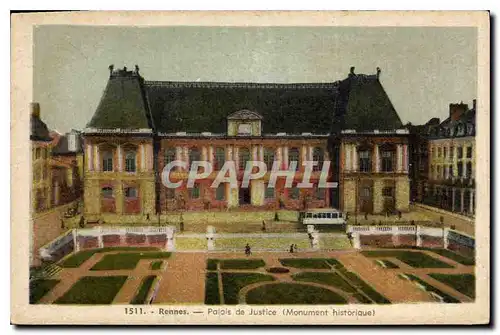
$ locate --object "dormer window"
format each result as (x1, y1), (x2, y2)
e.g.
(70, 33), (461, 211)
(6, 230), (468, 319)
(227, 110), (263, 136)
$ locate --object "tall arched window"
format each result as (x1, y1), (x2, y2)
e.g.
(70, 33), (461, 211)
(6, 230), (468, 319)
(264, 148), (275, 170)
(288, 147), (300, 170)
(239, 148), (250, 171)
(380, 144), (396, 172)
(214, 147), (225, 170)
(101, 186), (113, 198)
(189, 147), (201, 169)
(312, 147), (324, 171)
(164, 148), (176, 165)
(125, 151), (136, 172)
(358, 144), (372, 172)
(124, 187), (137, 198)
(102, 151), (113, 172)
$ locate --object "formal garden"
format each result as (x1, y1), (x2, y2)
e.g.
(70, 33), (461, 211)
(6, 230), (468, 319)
(30, 247), (170, 304)
(204, 257), (391, 305)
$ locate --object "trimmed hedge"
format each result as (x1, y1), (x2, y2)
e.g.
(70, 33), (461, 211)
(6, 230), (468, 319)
(30, 279), (60, 304)
(204, 272), (220, 305)
(131, 275), (156, 304)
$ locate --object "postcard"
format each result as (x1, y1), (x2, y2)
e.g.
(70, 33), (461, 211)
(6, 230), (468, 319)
(11, 10), (490, 325)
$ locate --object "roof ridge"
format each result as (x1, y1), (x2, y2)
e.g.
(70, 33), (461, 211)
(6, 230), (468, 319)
(144, 80), (341, 89)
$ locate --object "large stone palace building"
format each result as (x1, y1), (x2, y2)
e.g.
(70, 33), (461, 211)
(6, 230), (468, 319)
(82, 65), (410, 222)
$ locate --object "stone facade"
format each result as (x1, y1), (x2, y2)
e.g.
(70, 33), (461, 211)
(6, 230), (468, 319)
(81, 65), (411, 222)
(83, 136), (156, 221)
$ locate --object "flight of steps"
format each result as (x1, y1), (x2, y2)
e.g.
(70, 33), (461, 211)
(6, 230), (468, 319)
(30, 262), (62, 280)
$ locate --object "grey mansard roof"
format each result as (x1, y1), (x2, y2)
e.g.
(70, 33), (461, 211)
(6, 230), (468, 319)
(86, 66), (403, 135)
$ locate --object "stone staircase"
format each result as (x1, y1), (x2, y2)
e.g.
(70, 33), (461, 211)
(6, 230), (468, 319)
(30, 262), (62, 280)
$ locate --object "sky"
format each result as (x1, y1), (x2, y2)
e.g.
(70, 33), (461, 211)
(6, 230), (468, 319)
(33, 26), (477, 134)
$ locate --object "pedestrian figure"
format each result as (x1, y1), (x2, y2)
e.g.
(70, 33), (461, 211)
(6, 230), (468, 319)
(364, 212), (368, 220)
(289, 244), (294, 254)
(146, 213), (150, 221)
(398, 211), (402, 219)
(293, 244), (298, 253)
(60, 219), (65, 230)
(245, 243), (251, 256)
(262, 220), (266, 232)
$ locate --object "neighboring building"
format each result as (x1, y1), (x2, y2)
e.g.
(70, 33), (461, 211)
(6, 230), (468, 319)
(82, 65), (410, 222)
(31, 102), (54, 212)
(425, 100), (476, 216)
(30, 103), (84, 212)
(51, 129), (84, 206)
(407, 118), (440, 203)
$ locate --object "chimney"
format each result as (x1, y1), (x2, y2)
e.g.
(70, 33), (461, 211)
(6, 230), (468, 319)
(30, 102), (40, 118)
(449, 102), (468, 121)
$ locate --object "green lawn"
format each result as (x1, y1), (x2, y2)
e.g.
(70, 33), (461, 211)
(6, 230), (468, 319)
(429, 273), (475, 298)
(55, 276), (128, 304)
(376, 259), (400, 269)
(279, 258), (337, 269)
(91, 252), (171, 270)
(293, 272), (357, 293)
(221, 273), (275, 304)
(219, 259), (266, 270)
(206, 259), (219, 271)
(246, 283), (347, 304)
(30, 279), (60, 304)
(130, 275), (157, 304)
(426, 249), (475, 266)
(205, 272), (220, 305)
(405, 274), (460, 303)
(59, 247), (159, 268)
(361, 250), (454, 268)
(150, 261), (163, 270)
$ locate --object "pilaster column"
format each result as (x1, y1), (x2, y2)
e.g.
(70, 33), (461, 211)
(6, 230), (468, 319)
(234, 147), (239, 170)
(283, 146), (289, 169)
(226, 145), (233, 163)
(345, 144), (352, 172)
(460, 189), (465, 213)
(175, 146), (182, 171)
(469, 190), (474, 214)
(397, 144), (403, 172)
(259, 145), (264, 162)
(403, 144), (408, 172)
(276, 147), (283, 169)
(308, 146), (314, 161)
(202, 146), (208, 162)
(183, 146), (189, 169)
(140, 144), (146, 172)
(252, 146), (258, 162)
(374, 144), (380, 173)
(352, 145), (358, 172)
(301, 145), (308, 169)
(451, 188), (455, 212)
(94, 145), (100, 171)
(87, 144), (93, 171)
(117, 145), (123, 172)
(208, 146), (214, 165)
